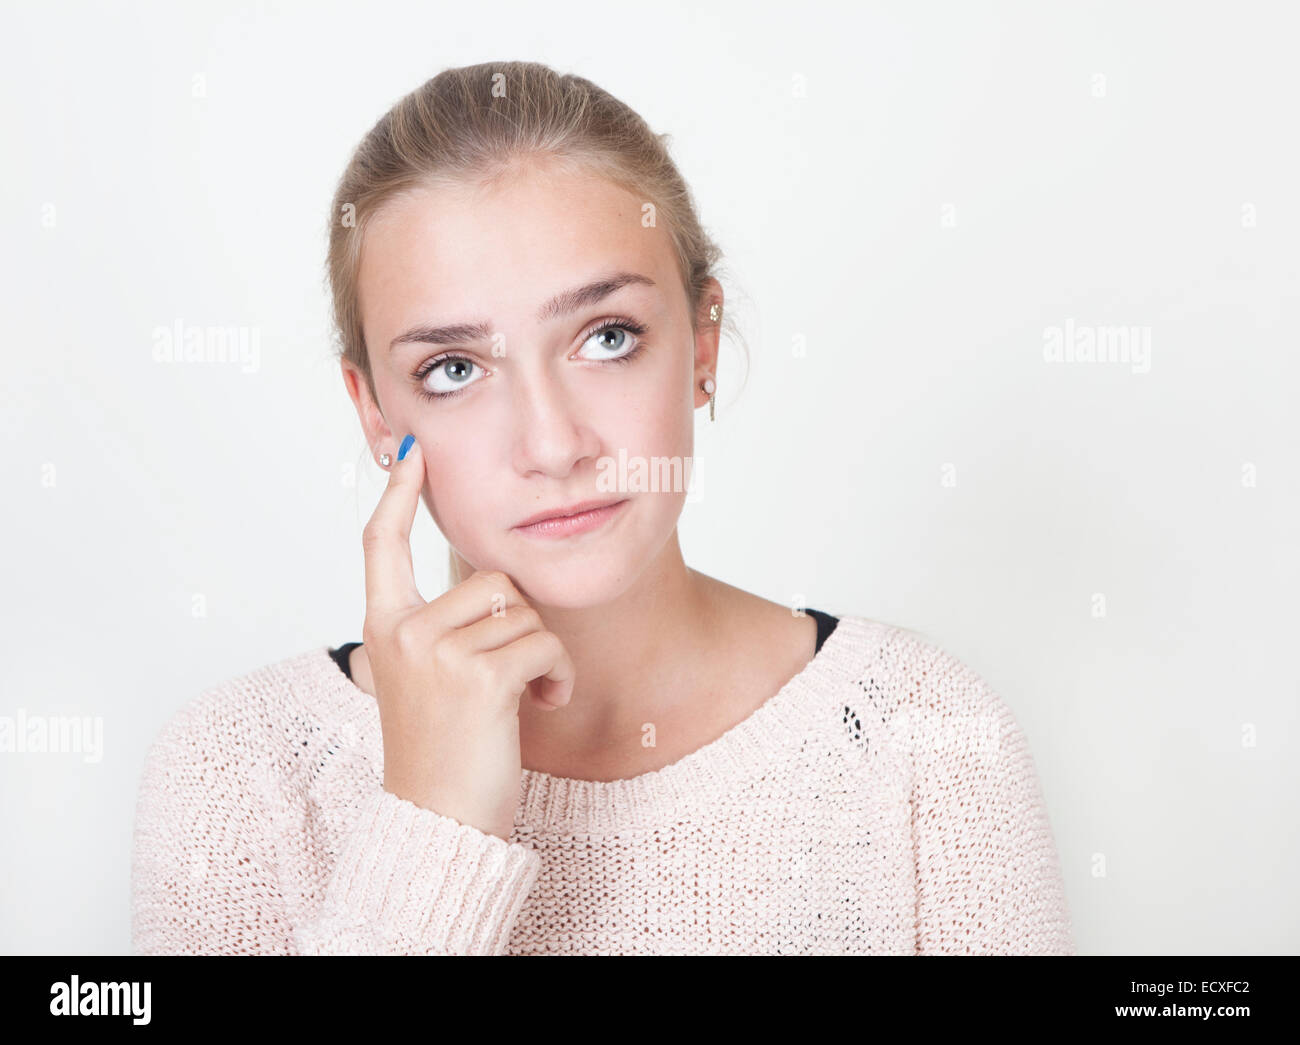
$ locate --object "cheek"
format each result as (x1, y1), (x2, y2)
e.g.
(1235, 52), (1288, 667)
(629, 401), (694, 463)
(604, 367), (694, 456)
(416, 441), (492, 539)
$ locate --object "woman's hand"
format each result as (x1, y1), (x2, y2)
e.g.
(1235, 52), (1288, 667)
(360, 435), (575, 841)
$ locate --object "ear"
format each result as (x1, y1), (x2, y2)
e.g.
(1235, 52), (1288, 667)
(340, 358), (395, 461)
(693, 277), (724, 410)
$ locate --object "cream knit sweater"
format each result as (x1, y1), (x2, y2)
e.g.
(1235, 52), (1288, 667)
(130, 615), (1075, 955)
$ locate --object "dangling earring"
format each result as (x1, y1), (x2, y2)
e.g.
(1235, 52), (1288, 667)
(701, 303), (721, 420)
(379, 452), (392, 468)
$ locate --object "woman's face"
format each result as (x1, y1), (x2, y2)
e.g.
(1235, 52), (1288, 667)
(346, 159), (719, 609)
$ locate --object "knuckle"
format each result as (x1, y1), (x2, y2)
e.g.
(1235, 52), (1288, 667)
(468, 654), (499, 693)
(538, 629), (563, 664)
(391, 616), (422, 658)
(360, 520), (385, 551)
(428, 633), (457, 673)
(428, 623), (460, 665)
(510, 604), (542, 630)
(477, 655), (518, 699)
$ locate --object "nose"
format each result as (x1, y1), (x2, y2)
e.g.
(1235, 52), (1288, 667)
(508, 359), (602, 479)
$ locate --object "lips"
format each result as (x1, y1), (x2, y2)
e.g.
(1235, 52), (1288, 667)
(513, 498), (628, 529)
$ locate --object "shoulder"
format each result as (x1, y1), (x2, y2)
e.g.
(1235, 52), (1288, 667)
(831, 616), (1031, 764)
(136, 646), (357, 801)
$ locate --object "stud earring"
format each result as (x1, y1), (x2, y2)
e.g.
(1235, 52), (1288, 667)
(709, 303), (721, 322)
(379, 452), (392, 468)
(702, 375), (716, 421)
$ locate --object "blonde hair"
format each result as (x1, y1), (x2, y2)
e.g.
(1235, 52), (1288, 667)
(325, 60), (746, 588)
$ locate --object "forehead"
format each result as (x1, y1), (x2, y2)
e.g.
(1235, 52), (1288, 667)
(358, 163), (677, 343)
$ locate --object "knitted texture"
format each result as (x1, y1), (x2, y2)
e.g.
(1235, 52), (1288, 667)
(130, 616), (1075, 955)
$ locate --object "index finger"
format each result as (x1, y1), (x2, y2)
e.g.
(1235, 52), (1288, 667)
(361, 433), (425, 617)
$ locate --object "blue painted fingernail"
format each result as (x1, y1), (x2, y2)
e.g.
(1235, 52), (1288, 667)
(398, 434), (415, 461)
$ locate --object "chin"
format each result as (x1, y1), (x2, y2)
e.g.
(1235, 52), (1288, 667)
(501, 548), (642, 610)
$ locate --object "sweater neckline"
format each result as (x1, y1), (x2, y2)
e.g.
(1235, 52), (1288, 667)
(305, 614), (881, 834)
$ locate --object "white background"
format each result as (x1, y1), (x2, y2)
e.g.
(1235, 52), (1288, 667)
(2, 0), (1296, 955)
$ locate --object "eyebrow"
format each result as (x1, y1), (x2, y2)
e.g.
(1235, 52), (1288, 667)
(388, 271), (657, 352)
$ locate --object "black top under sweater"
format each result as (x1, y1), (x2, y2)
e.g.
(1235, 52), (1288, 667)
(327, 608), (842, 681)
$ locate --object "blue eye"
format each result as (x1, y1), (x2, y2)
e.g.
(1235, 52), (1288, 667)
(579, 322), (639, 363)
(412, 356), (481, 401)
(578, 319), (646, 363)
(410, 316), (649, 403)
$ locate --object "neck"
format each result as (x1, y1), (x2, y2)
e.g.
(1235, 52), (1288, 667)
(513, 530), (725, 749)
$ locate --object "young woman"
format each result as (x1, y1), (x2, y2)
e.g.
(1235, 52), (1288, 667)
(131, 60), (1075, 955)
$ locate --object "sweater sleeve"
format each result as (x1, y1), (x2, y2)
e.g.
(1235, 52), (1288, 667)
(130, 701), (540, 956)
(900, 646), (1075, 955)
(292, 787), (541, 955)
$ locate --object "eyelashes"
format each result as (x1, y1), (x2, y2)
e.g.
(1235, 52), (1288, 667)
(410, 315), (649, 403)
